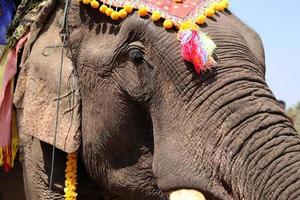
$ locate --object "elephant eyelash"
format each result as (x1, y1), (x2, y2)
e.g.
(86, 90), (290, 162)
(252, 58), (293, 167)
(126, 45), (145, 64)
(127, 49), (154, 70)
(126, 46), (145, 56)
(143, 56), (154, 70)
(119, 43), (154, 70)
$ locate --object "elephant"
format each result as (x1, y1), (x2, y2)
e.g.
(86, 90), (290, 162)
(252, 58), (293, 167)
(10, 0), (299, 200)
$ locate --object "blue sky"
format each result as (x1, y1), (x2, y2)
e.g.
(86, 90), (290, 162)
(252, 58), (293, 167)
(230, 0), (300, 108)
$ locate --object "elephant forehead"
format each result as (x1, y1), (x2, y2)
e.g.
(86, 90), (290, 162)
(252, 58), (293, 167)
(68, 6), (177, 66)
(69, 1), (174, 44)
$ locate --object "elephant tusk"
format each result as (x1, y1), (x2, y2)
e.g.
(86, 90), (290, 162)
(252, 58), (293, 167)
(169, 189), (206, 200)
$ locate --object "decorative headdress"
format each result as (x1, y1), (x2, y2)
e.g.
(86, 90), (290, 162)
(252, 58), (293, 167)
(80, 0), (229, 74)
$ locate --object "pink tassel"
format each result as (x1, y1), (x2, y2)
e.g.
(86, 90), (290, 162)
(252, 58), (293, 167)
(178, 30), (217, 74)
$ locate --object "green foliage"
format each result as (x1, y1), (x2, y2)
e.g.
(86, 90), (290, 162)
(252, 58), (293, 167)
(287, 102), (300, 133)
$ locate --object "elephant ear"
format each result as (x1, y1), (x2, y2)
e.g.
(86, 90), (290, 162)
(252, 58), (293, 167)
(13, 2), (81, 153)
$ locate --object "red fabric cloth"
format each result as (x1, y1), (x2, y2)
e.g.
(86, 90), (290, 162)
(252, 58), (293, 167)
(108, 0), (213, 21)
(143, 0), (204, 18)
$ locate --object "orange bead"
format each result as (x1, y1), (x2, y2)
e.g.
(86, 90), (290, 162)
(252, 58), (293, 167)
(106, 8), (114, 16)
(196, 15), (207, 25)
(90, 0), (99, 9)
(119, 9), (128, 19)
(138, 7), (148, 17)
(111, 11), (120, 20)
(223, 0), (229, 7)
(82, 0), (91, 4)
(205, 7), (215, 17)
(151, 11), (161, 22)
(163, 20), (173, 29)
(210, 2), (218, 10)
(215, 3), (224, 11)
(99, 4), (108, 13)
(218, 0), (229, 11)
(124, 4), (133, 13)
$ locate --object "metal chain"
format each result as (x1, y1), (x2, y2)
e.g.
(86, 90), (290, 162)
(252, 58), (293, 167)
(49, 0), (71, 198)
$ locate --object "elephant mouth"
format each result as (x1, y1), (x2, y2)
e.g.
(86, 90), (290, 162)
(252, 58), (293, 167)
(166, 189), (206, 200)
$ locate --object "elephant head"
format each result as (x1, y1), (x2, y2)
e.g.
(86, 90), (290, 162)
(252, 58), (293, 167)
(14, 0), (299, 199)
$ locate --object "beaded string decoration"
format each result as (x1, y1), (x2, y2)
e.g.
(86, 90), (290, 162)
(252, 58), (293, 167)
(79, 0), (229, 74)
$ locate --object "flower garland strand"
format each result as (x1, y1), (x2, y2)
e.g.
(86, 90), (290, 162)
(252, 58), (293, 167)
(64, 152), (78, 200)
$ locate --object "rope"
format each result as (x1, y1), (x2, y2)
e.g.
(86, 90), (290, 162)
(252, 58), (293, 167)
(49, 0), (71, 198)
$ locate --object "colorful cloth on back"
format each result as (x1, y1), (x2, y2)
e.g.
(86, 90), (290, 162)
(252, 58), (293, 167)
(0, 47), (15, 171)
(6, 0), (46, 47)
(0, 35), (28, 171)
(1, 0), (46, 171)
(0, 0), (15, 44)
(0, 0), (15, 171)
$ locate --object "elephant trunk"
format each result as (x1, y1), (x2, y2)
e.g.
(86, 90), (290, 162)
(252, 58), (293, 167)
(151, 72), (300, 199)
(226, 112), (300, 199)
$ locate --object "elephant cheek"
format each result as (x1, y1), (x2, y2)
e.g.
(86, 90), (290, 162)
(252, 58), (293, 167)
(152, 140), (190, 189)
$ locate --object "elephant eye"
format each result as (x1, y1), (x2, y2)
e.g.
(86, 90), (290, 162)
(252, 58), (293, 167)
(128, 48), (144, 65)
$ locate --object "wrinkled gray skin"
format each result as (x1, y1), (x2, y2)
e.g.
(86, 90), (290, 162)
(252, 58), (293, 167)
(18, 1), (300, 200)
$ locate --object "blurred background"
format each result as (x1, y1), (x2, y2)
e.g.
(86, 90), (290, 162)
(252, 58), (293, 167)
(230, 0), (300, 131)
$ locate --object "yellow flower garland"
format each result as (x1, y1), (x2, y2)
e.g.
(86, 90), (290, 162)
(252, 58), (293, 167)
(64, 152), (78, 200)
